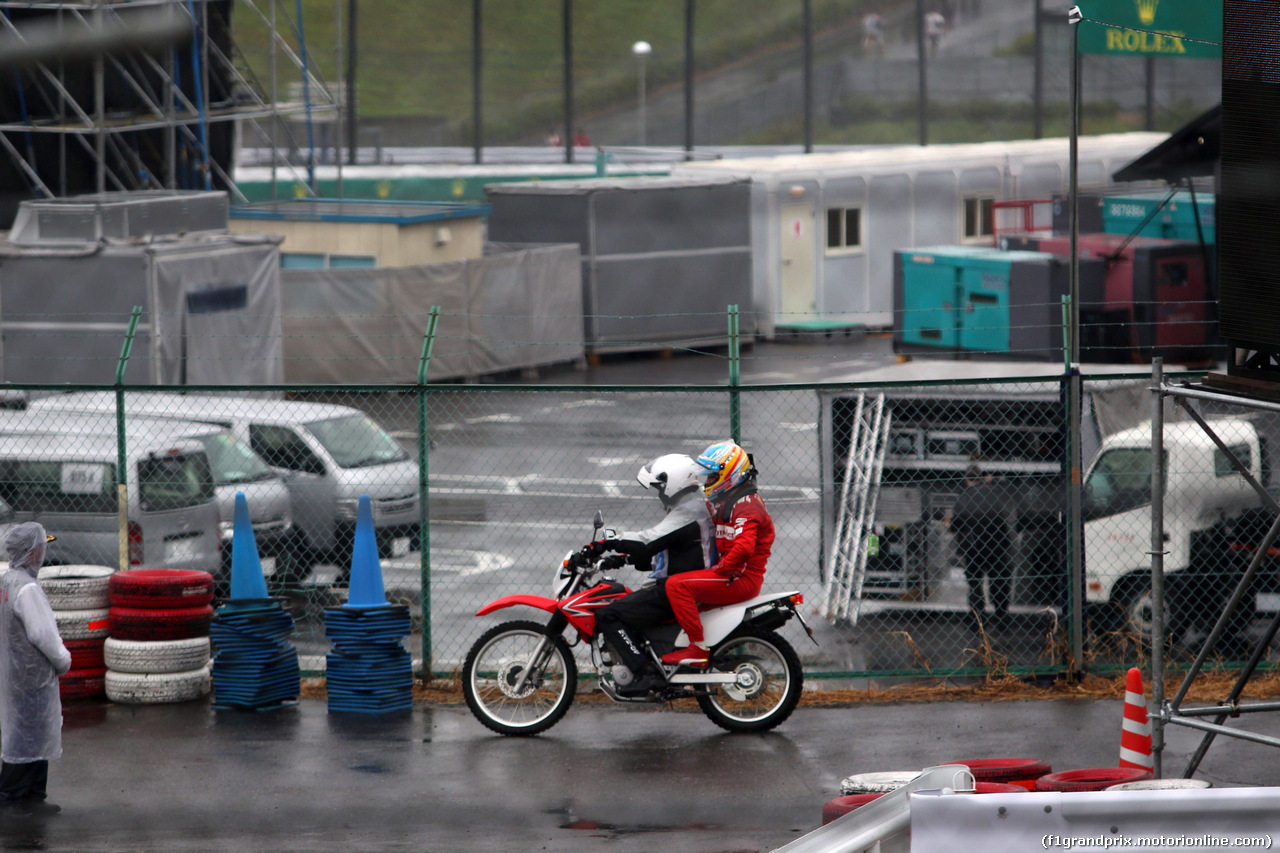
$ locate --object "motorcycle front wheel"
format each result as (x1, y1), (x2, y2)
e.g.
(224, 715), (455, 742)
(697, 627), (803, 733)
(462, 620), (578, 736)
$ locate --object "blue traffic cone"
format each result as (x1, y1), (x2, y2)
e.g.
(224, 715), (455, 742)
(346, 494), (388, 608)
(229, 492), (269, 600)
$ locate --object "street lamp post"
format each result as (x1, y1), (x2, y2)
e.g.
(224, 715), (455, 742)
(632, 40), (651, 145)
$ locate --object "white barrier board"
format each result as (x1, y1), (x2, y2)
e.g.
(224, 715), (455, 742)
(910, 787), (1280, 852)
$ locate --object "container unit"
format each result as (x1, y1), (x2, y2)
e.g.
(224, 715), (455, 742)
(1001, 232), (1213, 360)
(672, 133), (1166, 333)
(0, 191), (283, 385)
(894, 246), (1105, 359)
(1061, 191), (1216, 244)
(485, 175), (754, 350)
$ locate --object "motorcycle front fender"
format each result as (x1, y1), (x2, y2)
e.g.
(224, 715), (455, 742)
(475, 594), (560, 617)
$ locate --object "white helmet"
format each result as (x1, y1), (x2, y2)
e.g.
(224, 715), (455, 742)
(636, 454), (703, 508)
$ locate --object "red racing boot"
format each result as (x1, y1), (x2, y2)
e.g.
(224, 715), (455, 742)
(662, 646), (710, 667)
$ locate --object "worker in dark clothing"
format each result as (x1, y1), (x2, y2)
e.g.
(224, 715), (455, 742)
(947, 464), (1015, 626)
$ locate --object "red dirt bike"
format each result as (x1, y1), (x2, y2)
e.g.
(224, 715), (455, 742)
(461, 512), (814, 736)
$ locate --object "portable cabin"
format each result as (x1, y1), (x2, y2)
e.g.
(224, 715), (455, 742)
(227, 198), (490, 268)
(673, 133), (1167, 335)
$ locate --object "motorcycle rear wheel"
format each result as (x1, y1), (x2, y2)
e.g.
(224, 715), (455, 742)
(697, 627), (803, 733)
(462, 620), (577, 736)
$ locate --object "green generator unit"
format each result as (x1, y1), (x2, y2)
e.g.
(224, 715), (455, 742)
(894, 246), (1104, 359)
(1100, 191), (1215, 244)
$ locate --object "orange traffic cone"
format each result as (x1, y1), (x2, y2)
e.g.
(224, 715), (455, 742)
(1120, 667), (1154, 772)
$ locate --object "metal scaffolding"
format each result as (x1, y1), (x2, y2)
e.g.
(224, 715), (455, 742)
(0, 0), (340, 204)
(1150, 360), (1280, 778)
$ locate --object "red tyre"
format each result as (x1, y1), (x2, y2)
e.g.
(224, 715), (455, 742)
(108, 605), (213, 641)
(973, 782), (1028, 794)
(821, 793), (883, 825)
(943, 758), (1053, 790)
(65, 638), (106, 671)
(59, 667), (106, 700)
(1033, 768), (1153, 792)
(109, 570), (214, 609)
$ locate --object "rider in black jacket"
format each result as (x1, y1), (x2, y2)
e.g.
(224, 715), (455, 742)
(590, 454), (713, 695)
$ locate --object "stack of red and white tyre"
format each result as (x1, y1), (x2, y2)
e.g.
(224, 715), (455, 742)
(40, 566), (114, 700)
(105, 570), (214, 704)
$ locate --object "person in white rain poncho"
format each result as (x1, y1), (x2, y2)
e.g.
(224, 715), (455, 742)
(0, 522), (71, 812)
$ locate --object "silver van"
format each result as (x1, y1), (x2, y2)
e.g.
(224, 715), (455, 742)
(0, 427), (221, 574)
(0, 410), (295, 583)
(29, 392), (418, 565)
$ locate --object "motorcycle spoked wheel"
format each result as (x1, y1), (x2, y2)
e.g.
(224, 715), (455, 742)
(462, 620), (578, 736)
(697, 627), (803, 733)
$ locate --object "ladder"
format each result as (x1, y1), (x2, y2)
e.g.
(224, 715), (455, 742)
(823, 392), (891, 623)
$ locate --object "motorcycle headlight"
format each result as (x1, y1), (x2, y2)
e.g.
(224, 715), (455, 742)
(553, 551), (575, 598)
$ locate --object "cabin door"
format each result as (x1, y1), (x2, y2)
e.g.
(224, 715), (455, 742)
(780, 204), (816, 318)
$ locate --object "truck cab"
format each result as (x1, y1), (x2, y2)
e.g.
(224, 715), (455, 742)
(1084, 418), (1264, 633)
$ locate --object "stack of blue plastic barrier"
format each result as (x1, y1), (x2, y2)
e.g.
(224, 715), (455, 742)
(324, 495), (413, 714)
(210, 493), (300, 710)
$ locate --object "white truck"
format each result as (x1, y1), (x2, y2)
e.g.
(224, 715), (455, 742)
(1083, 417), (1268, 635)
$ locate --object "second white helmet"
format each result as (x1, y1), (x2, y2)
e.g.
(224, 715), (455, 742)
(636, 454), (704, 508)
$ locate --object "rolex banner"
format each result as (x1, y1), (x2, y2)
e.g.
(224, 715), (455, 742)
(1075, 0), (1222, 59)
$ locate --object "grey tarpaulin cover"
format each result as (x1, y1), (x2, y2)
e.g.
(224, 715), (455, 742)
(485, 176), (754, 347)
(0, 522), (71, 764)
(0, 233), (284, 385)
(280, 242), (583, 383)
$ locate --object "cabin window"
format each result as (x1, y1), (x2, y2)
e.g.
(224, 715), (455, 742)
(825, 207), (863, 253)
(962, 197), (995, 242)
(281, 253), (377, 269)
(1215, 444), (1251, 478)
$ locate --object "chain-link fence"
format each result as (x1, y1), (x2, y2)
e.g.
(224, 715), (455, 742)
(7, 369), (1278, 683)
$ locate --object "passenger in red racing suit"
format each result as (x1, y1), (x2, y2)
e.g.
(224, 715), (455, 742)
(662, 440), (774, 667)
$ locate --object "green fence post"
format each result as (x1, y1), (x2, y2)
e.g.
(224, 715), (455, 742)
(114, 306), (142, 572)
(728, 304), (741, 444)
(417, 306), (441, 678)
(1061, 296), (1071, 372)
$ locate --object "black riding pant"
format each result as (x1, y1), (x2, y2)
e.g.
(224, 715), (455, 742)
(595, 580), (673, 674)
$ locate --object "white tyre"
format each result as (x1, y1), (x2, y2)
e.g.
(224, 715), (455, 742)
(55, 607), (110, 640)
(105, 664), (211, 704)
(40, 566), (114, 610)
(104, 637), (211, 675)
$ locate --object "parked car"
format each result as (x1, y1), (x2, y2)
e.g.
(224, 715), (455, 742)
(28, 393), (419, 565)
(0, 426), (222, 575)
(0, 410), (296, 585)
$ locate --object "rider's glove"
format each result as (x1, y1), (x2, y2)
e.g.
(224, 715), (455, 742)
(584, 540), (607, 556)
(599, 554), (628, 571)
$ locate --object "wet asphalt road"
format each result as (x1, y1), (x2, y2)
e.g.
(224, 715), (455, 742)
(5, 693), (1279, 852)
